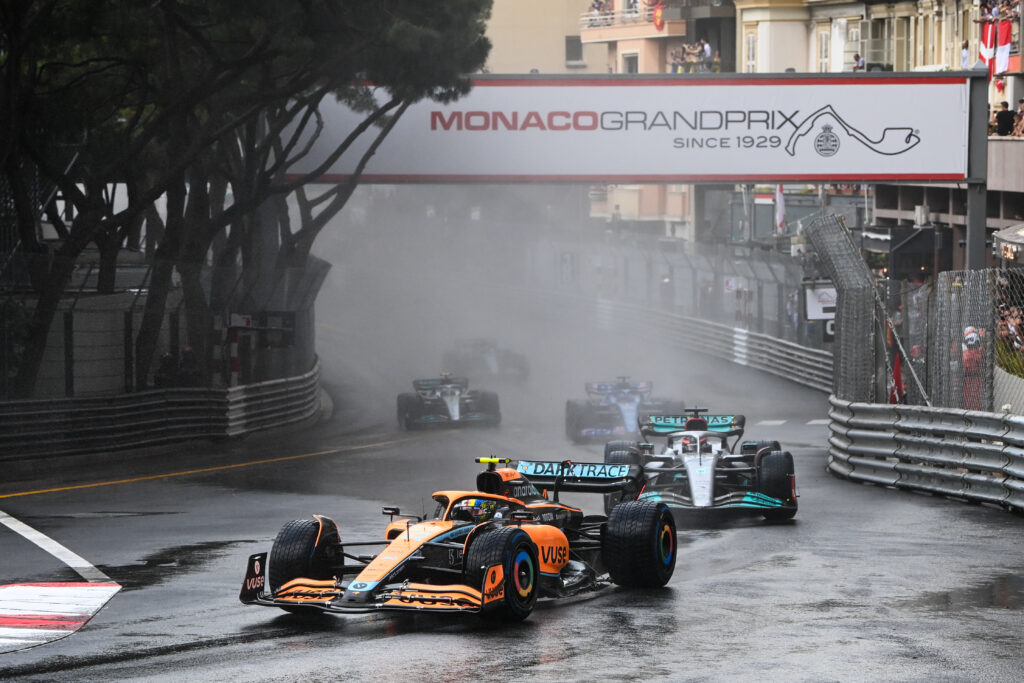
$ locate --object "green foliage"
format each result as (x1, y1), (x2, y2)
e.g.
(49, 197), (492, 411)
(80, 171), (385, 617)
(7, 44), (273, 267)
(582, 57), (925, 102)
(996, 339), (1024, 378)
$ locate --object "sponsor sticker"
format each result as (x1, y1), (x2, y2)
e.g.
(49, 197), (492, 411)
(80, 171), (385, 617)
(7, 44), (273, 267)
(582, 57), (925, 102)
(483, 566), (505, 604)
(517, 461), (629, 479)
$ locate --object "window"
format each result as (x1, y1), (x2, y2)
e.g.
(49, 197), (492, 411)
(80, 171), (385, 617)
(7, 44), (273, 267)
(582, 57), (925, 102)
(818, 30), (830, 72)
(745, 29), (757, 73)
(623, 53), (639, 73)
(565, 36), (583, 63)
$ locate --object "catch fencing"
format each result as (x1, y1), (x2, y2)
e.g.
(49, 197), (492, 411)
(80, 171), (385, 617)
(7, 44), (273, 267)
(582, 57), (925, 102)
(530, 233), (830, 351)
(507, 287), (832, 393)
(806, 213), (1024, 511)
(805, 213), (1024, 414)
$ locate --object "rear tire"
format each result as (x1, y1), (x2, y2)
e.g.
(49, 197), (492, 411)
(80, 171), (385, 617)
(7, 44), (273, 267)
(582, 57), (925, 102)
(603, 450), (642, 513)
(757, 450), (797, 521)
(464, 527), (538, 621)
(565, 400), (587, 442)
(602, 501), (676, 587)
(480, 391), (501, 427)
(741, 439), (781, 457)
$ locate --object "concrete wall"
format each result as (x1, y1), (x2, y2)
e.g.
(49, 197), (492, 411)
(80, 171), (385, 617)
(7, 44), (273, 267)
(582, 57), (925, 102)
(486, 0), (608, 74)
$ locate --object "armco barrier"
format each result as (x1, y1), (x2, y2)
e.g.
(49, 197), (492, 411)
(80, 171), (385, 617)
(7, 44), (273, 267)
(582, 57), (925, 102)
(517, 288), (833, 393)
(0, 360), (321, 460)
(0, 288), (831, 460)
(827, 395), (1024, 511)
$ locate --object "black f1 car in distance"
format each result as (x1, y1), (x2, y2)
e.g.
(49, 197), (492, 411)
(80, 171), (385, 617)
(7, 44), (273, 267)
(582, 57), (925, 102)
(603, 408), (797, 521)
(442, 338), (530, 381)
(397, 373), (500, 429)
(240, 457), (676, 622)
(565, 377), (684, 444)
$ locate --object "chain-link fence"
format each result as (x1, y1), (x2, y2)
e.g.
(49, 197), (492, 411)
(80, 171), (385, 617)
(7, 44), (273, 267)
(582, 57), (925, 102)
(803, 214), (879, 402)
(531, 233), (826, 350)
(0, 256), (328, 399)
(805, 212), (1024, 414)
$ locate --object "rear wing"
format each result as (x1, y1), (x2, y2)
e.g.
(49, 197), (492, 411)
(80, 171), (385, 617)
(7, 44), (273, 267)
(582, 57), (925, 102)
(585, 380), (652, 396)
(640, 414), (746, 439)
(516, 460), (644, 499)
(414, 377), (469, 391)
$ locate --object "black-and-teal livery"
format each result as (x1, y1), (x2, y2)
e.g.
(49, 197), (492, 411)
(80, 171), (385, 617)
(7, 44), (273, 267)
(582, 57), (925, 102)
(602, 408), (798, 521)
(397, 373), (501, 429)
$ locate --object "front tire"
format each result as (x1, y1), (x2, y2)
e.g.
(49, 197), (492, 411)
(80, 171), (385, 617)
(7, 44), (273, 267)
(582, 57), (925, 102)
(757, 450), (797, 521)
(604, 440), (639, 460)
(602, 501), (676, 587)
(397, 393), (420, 430)
(268, 517), (345, 614)
(464, 527), (539, 621)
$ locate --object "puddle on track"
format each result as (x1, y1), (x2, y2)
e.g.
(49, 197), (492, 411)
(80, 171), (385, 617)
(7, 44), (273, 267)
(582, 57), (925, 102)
(897, 573), (1024, 612)
(98, 539), (254, 591)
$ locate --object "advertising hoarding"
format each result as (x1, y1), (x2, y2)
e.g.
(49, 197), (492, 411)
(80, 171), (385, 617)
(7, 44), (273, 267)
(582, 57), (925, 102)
(296, 74), (970, 184)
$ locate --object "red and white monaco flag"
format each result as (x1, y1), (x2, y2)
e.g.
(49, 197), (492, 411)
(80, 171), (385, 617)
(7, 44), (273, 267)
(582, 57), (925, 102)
(981, 21), (996, 77)
(996, 20), (1013, 75)
(775, 184), (786, 234)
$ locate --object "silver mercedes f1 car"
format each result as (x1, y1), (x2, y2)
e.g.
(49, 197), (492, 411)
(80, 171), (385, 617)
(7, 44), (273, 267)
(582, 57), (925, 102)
(397, 373), (500, 429)
(602, 408), (798, 521)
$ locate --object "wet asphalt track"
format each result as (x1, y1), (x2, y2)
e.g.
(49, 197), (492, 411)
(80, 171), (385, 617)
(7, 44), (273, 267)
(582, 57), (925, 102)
(2, 223), (1024, 681)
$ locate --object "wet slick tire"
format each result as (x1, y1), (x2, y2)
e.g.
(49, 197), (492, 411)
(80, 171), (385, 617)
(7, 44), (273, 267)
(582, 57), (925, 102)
(602, 501), (676, 587)
(480, 391), (501, 428)
(604, 440), (639, 460)
(464, 527), (538, 621)
(269, 518), (343, 614)
(757, 450), (797, 521)
(603, 450), (642, 514)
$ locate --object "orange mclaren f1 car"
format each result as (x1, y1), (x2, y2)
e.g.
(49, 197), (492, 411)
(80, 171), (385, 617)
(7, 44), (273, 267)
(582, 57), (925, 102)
(240, 457), (677, 621)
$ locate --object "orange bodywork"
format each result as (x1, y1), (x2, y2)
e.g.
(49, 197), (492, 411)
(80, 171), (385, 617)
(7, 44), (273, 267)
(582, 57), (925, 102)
(520, 524), (570, 575)
(357, 520), (456, 584)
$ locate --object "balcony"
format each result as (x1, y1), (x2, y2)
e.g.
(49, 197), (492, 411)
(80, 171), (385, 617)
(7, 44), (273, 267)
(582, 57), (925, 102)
(580, 4), (688, 42)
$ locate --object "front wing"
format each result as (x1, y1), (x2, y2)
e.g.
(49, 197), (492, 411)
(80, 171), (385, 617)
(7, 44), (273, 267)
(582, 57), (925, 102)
(638, 489), (795, 512)
(240, 552), (502, 615)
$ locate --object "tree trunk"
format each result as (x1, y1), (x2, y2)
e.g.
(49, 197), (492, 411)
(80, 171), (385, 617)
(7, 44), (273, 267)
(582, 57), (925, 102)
(134, 180), (185, 390)
(11, 210), (100, 398)
(95, 229), (121, 294)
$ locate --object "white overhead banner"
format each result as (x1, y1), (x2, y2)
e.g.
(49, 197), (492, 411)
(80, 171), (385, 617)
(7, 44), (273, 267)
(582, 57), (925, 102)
(300, 75), (971, 184)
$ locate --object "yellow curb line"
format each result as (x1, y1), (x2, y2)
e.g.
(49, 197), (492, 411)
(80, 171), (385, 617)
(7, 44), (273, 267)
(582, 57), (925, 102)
(0, 436), (416, 500)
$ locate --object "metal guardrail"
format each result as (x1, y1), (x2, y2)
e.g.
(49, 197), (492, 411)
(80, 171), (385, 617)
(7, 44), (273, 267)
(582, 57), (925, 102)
(0, 360), (321, 460)
(0, 283), (830, 460)
(827, 395), (1024, 511)
(523, 288), (833, 393)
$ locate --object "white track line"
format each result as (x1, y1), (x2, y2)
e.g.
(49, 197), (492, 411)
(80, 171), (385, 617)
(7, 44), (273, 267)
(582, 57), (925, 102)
(0, 510), (111, 582)
(755, 420), (787, 426)
(0, 583), (120, 652)
(0, 510), (121, 652)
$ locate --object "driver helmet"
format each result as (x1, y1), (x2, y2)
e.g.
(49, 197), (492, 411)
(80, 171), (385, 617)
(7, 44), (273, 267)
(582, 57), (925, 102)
(450, 498), (497, 523)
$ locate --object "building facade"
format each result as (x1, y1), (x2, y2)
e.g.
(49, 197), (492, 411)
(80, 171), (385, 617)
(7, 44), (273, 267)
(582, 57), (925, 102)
(485, 0), (1024, 269)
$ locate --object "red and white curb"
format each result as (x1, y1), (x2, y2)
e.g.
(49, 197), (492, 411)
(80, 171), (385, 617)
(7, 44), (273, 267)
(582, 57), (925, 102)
(0, 510), (121, 653)
(0, 582), (120, 652)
